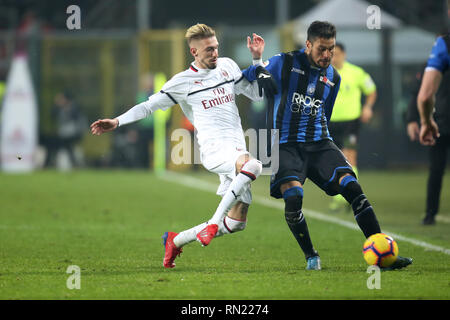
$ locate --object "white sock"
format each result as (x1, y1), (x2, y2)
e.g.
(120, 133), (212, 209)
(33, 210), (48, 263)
(173, 158), (261, 248)
(208, 173), (252, 225)
(173, 216), (247, 248)
(173, 222), (207, 248)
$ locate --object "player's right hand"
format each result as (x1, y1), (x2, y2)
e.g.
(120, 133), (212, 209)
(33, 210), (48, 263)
(419, 119), (440, 146)
(247, 33), (265, 59)
(90, 118), (119, 135)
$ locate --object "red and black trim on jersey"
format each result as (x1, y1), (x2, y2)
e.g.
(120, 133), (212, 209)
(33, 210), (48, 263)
(190, 64), (198, 72)
(223, 217), (233, 233)
(223, 216), (246, 233)
(240, 159), (257, 180)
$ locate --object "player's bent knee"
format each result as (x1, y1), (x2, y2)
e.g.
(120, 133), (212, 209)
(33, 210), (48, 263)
(240, 158), (263, 181)
(280, 180), (302, 195)
(282, 186), (303, 213)
(338, 173), (355, 185)
(283, 187), (304, 225)
(339, 174), (360, 196)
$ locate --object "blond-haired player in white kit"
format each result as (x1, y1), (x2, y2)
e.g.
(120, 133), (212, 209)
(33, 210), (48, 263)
(90, 24), (276, 268)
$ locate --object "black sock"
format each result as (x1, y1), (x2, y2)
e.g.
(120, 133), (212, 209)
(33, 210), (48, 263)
(284, 194), (317, 259)
(340, 180), (381, 238)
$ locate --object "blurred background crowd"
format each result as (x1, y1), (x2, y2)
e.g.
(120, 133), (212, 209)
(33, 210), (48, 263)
(0, 0), (448, 171)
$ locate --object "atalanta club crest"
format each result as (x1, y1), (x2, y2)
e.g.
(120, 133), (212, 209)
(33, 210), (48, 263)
(307, 83), (316, 95)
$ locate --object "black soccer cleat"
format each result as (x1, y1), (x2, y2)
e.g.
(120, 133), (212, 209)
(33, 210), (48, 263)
(381, 256), (413, 271)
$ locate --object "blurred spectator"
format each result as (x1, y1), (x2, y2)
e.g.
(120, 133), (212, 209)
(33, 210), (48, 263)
(44, 91), (87, 168)
(133, 72), (172, 169)
(135, 73), (155, 168)
(15, 10), (52, 54)
(110, 127), (140, 168)
(17, 10), (51, 35)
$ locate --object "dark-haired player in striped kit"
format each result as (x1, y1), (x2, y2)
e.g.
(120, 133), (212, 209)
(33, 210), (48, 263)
(243, 21), (412, 270)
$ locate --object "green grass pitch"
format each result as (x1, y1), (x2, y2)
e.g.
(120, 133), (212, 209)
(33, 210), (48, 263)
(0, 169), (449, 299)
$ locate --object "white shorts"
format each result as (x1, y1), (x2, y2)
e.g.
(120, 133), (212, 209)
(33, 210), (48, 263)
(201, 140), (253, 205)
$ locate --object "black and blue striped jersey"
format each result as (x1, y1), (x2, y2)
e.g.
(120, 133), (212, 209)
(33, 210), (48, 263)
(243, 49), (341, 144)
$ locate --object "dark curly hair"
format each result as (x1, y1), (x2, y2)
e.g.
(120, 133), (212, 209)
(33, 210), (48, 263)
(307, 21), (337, 42)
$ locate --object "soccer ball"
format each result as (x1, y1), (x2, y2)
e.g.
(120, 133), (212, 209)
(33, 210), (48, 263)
(363, 233), (398, 267)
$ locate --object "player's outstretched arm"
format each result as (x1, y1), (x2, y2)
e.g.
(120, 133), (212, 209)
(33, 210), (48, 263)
(90, 118), (119, 135)
(90, 83), (179, 136)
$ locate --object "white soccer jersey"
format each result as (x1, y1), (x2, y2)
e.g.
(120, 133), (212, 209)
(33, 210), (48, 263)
(117, 57), (262, 155)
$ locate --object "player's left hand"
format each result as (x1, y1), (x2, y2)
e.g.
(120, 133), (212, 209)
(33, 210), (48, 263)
(247, 33), (265, 59)
(419, 119), (440, 146)
(407, 122), (420, 142)
(255, 66), (278, 98)
(360, 106), (373, 123)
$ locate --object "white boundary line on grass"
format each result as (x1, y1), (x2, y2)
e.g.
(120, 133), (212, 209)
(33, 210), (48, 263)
(436, 215), (450, 224)
(159, 171), (450, 256)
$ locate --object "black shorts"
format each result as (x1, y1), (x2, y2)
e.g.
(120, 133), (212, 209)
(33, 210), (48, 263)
(328, 119), (360, 150)
(270, 139), (355, 199)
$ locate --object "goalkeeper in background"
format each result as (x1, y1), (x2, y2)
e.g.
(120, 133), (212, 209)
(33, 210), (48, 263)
(328, 42), (377, 213)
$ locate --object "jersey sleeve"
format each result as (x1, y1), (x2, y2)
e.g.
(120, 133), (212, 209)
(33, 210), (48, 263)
(159, 75), (188, 106)
(425, 36), (449, 73)
(224, 58), (262, 101)
(359, 68), (376, 95)
(117, 76), (186, 127)
(234, 75), (263, 101)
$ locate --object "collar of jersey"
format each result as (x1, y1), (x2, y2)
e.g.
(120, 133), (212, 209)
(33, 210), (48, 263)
(190, 62), (211, 74)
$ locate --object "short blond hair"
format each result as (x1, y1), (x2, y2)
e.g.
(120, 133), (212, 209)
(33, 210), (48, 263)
(185, 23), (216, 44)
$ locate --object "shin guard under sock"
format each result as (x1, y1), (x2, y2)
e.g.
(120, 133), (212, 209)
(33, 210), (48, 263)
(283, 187), (317, 259)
